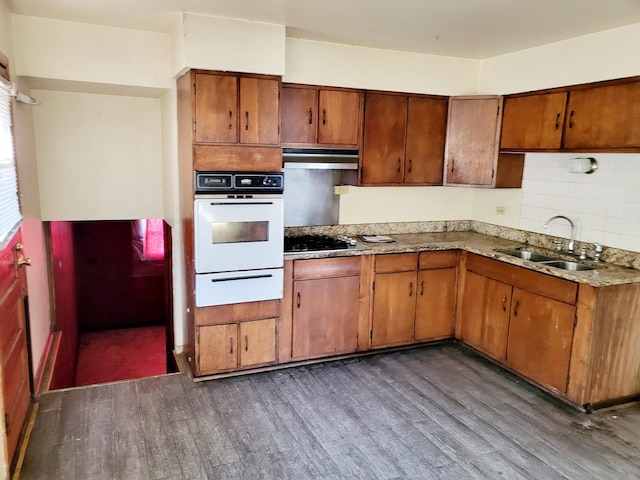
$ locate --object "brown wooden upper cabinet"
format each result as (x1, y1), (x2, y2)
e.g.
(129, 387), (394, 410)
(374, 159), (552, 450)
(501, 78), (640, 151)
(281, 84), (363, 148)
(444, 96), (503, 187)
(194, 71), (280, 145)
(361, 93), (448, 185)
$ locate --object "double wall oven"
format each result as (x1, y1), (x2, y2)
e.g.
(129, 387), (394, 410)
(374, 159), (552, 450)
(194, 171), (284, 307)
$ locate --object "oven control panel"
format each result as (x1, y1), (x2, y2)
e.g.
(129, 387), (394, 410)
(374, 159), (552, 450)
(195, 172), (284, 194)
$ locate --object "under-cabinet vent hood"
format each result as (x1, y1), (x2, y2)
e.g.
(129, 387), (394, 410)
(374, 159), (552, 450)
(283, 148), (359, 170)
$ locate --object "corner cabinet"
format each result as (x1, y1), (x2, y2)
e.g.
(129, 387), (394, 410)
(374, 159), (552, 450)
(281, 84), (363, 148)
(371, 251), (457, 348)
(177, 70), (283, 173)
(360, 93), (448, 185)
(443, 96), (503, 187)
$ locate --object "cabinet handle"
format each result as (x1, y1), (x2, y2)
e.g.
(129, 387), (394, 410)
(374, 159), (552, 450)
(569, 110), (575, 129)
(502, 296), (507, 311)
(245, 335), (249, 352)
(245, 111), (249, 131)
(420, 280), (424, 296)
(408, 159), (412, 173)
(308, 108), (313, 125)
(513, 300), (519, 316)
(229, 338), (234, 354)
(555, 112), (561, 129)
(228, 110), (233, 129)
(322, 108), (327, 125)
(397, 158), (401, 173)
(409, 282), (414, 297)
(297, 292), (301, 308)
(450, 158), (455, 173)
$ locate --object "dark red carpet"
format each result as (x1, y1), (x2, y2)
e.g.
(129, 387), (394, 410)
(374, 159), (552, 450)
(75, 325), (167, 386)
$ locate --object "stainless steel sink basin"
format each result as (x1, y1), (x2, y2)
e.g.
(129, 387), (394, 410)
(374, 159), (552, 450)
(496, 249), (557, 262)
(540, 260), (596, 271)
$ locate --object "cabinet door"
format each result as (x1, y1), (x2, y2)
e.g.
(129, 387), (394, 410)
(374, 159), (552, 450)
(198, 324), (237, 373)
(317, 90), (362, 146)
(506, 288), (576, 393)
(281, 86), (318, 145)
(444, 96), (502, 186)
(361, 94), (407, 184)
(239, 318), (276, 367)
(459, 272), (511, 361)
(292, 276), (360, 359)
(404, 96), (448, 185)
(563, 82), (640, 149)
(194, 73), (238, 143)
(371, 271), (417, 347)
(239, 77), (280, 145)
(500, 93), (567, 150)
(415, 268), (456, 341)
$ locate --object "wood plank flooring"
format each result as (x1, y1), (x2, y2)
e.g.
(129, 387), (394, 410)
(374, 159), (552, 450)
(19, 343), (640, 479)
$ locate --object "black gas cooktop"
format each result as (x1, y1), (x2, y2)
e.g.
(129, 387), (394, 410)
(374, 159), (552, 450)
(284, 235), (355, 253)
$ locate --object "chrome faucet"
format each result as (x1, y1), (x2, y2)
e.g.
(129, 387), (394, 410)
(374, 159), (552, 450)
(543, 215), (575, 253)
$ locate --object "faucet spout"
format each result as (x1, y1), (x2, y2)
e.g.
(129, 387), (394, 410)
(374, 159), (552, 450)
(543, 215), (575, 253)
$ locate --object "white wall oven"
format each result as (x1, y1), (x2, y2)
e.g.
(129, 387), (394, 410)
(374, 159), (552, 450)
(194, 172), (284, 307)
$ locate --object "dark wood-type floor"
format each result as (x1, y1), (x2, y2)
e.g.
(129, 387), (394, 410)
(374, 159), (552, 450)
(19, 344), (640, 479)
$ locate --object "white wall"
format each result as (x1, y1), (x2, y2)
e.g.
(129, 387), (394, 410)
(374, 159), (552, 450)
(285, 38), (479, 95)
(31, 90), (163, 220)
(478, 23), (640, 95)
(12, 15), (172, 90)
(175, 14), (286, 76)
(471, 188), (523, 227)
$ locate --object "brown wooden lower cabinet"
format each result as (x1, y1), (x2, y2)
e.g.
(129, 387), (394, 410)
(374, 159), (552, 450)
(371, 269), (417, 347)
(290, 257), (361, 360)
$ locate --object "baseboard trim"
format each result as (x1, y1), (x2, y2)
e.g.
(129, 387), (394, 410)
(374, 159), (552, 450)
(34, 332), (59, 397)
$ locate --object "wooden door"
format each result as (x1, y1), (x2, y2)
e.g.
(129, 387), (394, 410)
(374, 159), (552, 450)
(444, 96), (502, 186)
(371, 271), (417, 347)
(292, 276), (360, 359)
(415, 268), (456, 341)
(404, 96), (448, 184)
(563, 82), (640, 149)
(361, 93), (407, 184)
(239, 77), (280, 145)
(0, 233), (31, 467)
(506, 288), (576, 393)
(281, 86), (318, 145)
(500, 92), (568, 150)
(194, 73), (238, 143)
(239, 318), (276, 367)
(317, 89), (362, 146)
(459, 272), (511, 361)
(198, 324), (237, 373)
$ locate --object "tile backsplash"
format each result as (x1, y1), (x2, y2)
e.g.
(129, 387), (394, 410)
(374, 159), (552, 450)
(520, 153), (640, 253)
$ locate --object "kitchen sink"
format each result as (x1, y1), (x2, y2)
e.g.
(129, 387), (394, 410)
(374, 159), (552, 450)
(539, 260), (596, 271)
(495, 249), (557, 262)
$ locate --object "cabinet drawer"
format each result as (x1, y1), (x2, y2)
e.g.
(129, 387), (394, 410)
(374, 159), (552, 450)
(195, 300), (280, 326)
(193, 145), (282, 172)
(419, 250), (458, 270)
(466, 253), (577, 305)
(375, 253), (418, 273)
(294, 257), (360, 280)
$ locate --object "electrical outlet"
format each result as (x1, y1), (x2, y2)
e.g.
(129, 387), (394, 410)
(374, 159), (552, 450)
(334, 185), (349, 195)
(496, 206), (506, 215)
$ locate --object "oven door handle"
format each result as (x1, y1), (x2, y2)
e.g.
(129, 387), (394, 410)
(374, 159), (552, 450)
(210, 274), (274, 283)
(208, 202), (275, 206)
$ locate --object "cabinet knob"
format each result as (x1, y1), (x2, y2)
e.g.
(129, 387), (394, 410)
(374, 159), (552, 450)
(245, 335), (249, 351)
(502, 296), (507, 311)
(397, 158), (401, 173)
(408, 159), (412, 173)
(420, 280), (424, 296)
(513, 300), (520, 316)
(245, 111), (249, 131)
(568, 110), (575, 129)
(229, 338), (234, 354)
(322, 108), (327, 125)
(555, 112), (561, 129)
(308, 108), (313, 125)
(409, 281), (413, 297)
(228, 110), (233, 129)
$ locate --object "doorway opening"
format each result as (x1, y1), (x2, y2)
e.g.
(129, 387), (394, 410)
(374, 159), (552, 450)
(46, 219), (175, 389)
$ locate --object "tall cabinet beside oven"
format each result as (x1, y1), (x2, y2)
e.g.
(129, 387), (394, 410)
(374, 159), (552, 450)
(177, 69), (284, 376)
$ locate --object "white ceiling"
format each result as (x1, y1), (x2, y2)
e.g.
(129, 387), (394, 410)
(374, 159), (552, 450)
(6, 0), (640, 59)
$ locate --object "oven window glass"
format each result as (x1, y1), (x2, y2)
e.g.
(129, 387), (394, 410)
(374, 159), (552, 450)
(211, 221), (269, 244)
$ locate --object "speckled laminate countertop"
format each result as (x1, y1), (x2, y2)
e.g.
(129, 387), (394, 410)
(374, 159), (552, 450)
(285, 231), (640, 287)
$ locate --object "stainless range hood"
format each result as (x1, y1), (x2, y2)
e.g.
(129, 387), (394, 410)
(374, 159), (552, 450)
(283, 148), (359, 170)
